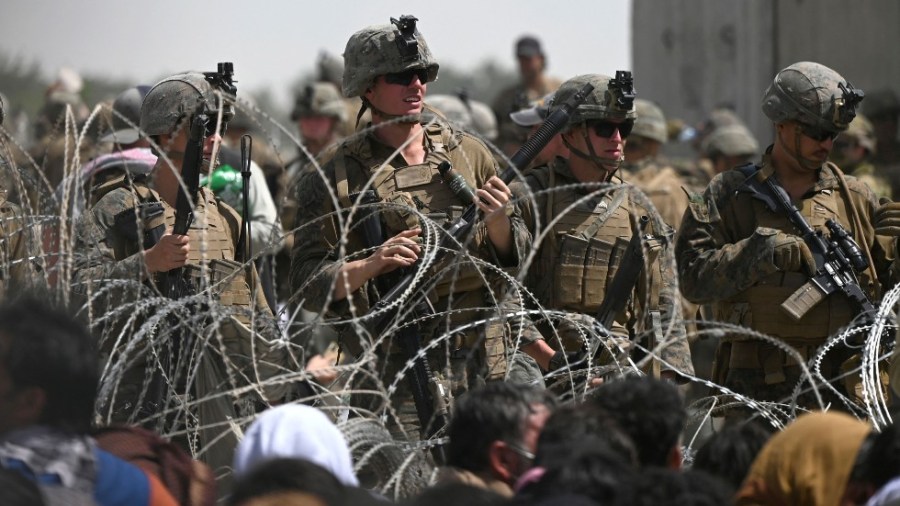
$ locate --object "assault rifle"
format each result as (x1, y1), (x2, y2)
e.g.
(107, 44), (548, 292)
(367, 81), (596, 331)
(351, 82), (595, 451)
(148, 62), (236, 419)
(595, 215), (650, 331)
(354, 189), (449, 462)
(737, 164), (876, 333)
(547, 215), (653, 377)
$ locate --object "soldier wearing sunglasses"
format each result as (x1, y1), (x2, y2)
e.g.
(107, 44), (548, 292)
(290, 15), (533, 438)
(676, 61), (900, 412)
(509, 73), (694, 381)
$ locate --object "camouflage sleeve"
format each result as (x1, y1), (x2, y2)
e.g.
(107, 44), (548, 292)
(71, 190), (149, 294)
(288, 168), (349, 314)
(850, 178), (900, 289)
(675, 174), (781, 304)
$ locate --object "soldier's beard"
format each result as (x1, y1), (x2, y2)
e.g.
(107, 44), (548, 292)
(782, 126), (824, 171)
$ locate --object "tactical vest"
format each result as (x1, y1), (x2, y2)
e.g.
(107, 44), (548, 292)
(93, 175), (255, 326)
(718, 171), (877, 346)
(330, 124), (506, 375)
(532, 165), (664, 339)
(332, 123), (487, 298)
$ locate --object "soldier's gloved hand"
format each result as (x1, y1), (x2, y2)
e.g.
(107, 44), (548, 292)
(874, 198), (900, 236)
(547, 349), (588, 372)
(771, 231), (816, 276)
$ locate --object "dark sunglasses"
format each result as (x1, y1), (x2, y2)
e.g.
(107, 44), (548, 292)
(588, 119), (634, 139)
(204, 121), (227, 137)
(800, 124), (840, 142)
(384, 68), (429, 86)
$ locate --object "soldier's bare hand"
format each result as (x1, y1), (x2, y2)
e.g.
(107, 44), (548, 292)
(476, 176), (512, 225)
(366, 228), (421, 277)
(305, 353), (338, 384)
(144, 231), (190, 273)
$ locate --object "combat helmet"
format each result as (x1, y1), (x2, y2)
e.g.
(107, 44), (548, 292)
(140, 66), (236, 137)
(551, 73), (636, 127)
(291, 82), (348, 123)
(317, 51), (345, 87)
(423, 94), (473, 130)
(702, 124), (759, 158)
(341, 15), (439, 98)
(632, 99), (667, 144)
(841, 114), (877, 154)
(551, 72), (636, 174)
(762, 61), (864, 136)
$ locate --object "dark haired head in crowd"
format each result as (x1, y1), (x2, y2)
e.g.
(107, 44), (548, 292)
(533, 403), (637, 469)
(514, 403), (637, 504)
(588, 376), (686, 468)
(0, 467), (45, 506)
(848, 421), (900, 505)
(692, 421), (772, 491)
(619, 468), (734, 506)
(228, 458), (358, 506)
(516, 439), (634, 505)
(0, 295), (98, 435)
(440, 382), (557, 496)
(404, 483), (508, 506)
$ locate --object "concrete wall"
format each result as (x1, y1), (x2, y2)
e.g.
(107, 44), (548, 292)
(632, 0), (899, 154)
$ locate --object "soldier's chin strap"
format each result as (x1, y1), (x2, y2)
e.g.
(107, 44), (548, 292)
(779, 124), (824, 171)
(357, 98), (421, 127)
(561, 127), (624, 182)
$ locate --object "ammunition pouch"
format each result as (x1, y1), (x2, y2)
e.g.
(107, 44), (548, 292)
(381, 190), (420, 233)
(181, 258), (253, 323)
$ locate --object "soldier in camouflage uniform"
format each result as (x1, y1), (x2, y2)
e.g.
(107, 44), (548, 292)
(317, 50), (370, 137)
(290, 16), (531, 438)
(863, 89), (900, 199)
(280, 81), (349, 308)
(508, 92), (569, 169)
(509, 74), (694, 380)
(0, 94), (42, 298)
(492, 36), (562, 157)
(700, 123), (759, 176)
(676, 62), (900, 412)
(624, 99), (691, 230)
(831, 114), (892, 200)
(72, 70), (289, 478)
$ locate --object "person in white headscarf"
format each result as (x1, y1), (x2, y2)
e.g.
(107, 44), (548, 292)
(233, 404), (359, 486)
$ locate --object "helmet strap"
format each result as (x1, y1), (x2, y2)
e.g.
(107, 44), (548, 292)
(779, 124), (822, 170)
(361, 97), (420, 125)
(562, 127), (623, 181)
